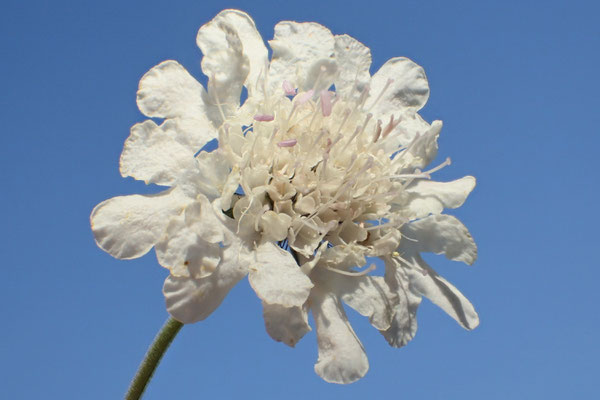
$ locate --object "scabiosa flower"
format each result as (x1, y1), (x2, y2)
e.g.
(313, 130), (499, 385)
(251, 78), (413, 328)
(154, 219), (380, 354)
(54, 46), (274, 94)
(91, 9), (479, 384)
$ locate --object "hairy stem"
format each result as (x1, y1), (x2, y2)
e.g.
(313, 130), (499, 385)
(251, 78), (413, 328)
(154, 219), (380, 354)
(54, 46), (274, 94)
(125, 317), (183, 400)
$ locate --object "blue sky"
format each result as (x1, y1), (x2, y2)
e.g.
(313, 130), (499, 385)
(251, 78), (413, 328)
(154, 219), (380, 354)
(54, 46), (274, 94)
(1, 0), (598, 398)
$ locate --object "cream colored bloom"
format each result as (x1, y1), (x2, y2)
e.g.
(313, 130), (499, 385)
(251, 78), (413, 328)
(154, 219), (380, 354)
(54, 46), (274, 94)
(91, 9), (479, 384)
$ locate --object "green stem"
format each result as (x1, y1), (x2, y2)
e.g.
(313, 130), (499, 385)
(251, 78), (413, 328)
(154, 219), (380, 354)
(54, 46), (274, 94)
(125, 317), (183, 400)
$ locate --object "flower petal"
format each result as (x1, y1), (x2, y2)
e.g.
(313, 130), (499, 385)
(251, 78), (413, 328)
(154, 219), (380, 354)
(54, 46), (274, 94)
(382, 111), (433, 154)
(333, 34), (372, 98)
(197, 10), (252, 126)
(136, 60), (215, 149)
(268, 21), (335, 92)
(163, 239), (250, 324)
(193, 149), (233, 201)
(119, 119), (196, 186)
(90, 188), (189, 259)
(381, 258), (421, 347)
(393, 120), (442, 171)
(155, 197), (227, 277)
(311, 289), (369, 384)
(198, 10), (268, 97)
(262, 302), (311, 347)
(248, 243), (313, 307)
(366, 57), (430, 115)
(401, 214), (477, 265)
(405, 254), (479, 330)
(406, 176), (476, 217)
(313, 268), (397, 330)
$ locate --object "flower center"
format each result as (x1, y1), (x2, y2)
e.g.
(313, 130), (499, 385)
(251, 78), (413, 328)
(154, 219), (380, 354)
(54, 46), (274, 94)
(219, 80), (446, 260)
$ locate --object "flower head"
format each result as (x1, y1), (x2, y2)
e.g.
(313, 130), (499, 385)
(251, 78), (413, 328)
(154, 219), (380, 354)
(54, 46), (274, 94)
(91, 9), (479, 384)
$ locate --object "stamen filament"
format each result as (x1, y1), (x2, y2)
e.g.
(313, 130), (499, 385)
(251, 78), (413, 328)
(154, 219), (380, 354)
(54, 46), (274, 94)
(325, 263), (376, 277)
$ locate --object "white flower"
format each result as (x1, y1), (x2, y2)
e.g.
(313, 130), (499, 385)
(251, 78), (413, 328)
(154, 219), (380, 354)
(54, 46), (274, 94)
(91, 9), (479, 384)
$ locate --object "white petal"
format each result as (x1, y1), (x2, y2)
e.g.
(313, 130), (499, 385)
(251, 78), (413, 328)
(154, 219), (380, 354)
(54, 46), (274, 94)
(268, 21), (335, 92)
(136, 60), (215, 149)
(193, 149), (233, 201)
(119, 120), (196, 186)
(157, 224), (220, 278)
(383, 112), (433, 154)
(185, 195), (230, 243)
(405, 254), (479, 330)
(314, 269), (397, 330)
(248, 243), (313, 307)
(90, 188), (189, 259)
(366, 57), (429, 115)
(406, 176), (476, 217)
(197, 11), (250, 125)
(163, 240), (250, 323)
(401, 214), (477, 265)
(366, 228), (402, 256)
(381, 258), (421, 348)
(394, 120), (441, 171)
(311, 289), (369, 384)
(318, 244), (367, 270)
(197, 10), (268, 97)
(334, 34), (372, 98)
(155, 197), (227, 277)
(262, 302), (311, 347)
(259, 211), (292, 242)
(289, 217), (336, 257)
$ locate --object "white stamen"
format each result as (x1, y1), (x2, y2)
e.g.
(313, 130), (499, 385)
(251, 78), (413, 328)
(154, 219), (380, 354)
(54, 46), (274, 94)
(208, 74), (227, 125)
(422, 157), (452, 175)
(325, 263), (376, 277)
(367, 78), (394, 112)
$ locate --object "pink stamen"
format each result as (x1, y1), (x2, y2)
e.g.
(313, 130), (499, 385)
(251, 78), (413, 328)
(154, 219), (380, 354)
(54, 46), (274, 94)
(254, 114), (275, 122)
(382, 114), (401, 138)
(320, 90), (332, 117)
(277, 139), (297, 148)
(295, 89), (314, 105)
(282, 80), (296, 96)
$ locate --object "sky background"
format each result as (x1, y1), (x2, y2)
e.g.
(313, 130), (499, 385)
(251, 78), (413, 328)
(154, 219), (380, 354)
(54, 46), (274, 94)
(1, 0), (598, 398)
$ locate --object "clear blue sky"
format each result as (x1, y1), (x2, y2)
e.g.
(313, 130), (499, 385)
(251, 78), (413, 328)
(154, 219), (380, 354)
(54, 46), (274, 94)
(1, 0), (598, 398)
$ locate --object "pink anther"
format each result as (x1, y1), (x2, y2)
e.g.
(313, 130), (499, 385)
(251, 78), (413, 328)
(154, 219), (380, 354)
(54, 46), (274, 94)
(320, 90), (332, 117)
(277, 139), (298, 148)
(295, 89), (314, 105)
(282, 80), (296, 96)
(254, 114), (275, 122)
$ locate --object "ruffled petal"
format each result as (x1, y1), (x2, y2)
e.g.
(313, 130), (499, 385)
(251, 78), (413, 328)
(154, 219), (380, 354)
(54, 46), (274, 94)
(381, 258), (421, 347)
(248, 243), (313, 307)
(90, 188), (189, 260)
(155, 197), (227, 277)
(333, 34), (371, 98)
(119, 119), (196, 186)
(401, 214), (477, 265)
(311, 289), (369, 384)
(405, 254), (479, 330)
(366, 57), (430, 114)
(193, 149), (233, 201)
(197, 10), (252, 126)
(393, 120), (442, 171)
(262, 302), (311, 347)
(136, 60), (215, 149)
(375, 112), (434, 157)
(268, 21), (336, 92)
(198, 10), (268, 97)
(406, 176), (476, 217)
(313, 269), (397, 330)
(163, 239), (250, 323)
